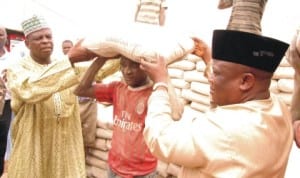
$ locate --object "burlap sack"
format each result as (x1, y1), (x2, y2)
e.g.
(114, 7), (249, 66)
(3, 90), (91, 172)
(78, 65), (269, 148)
(90, 138), (109, 151)
(184, 71), (209, 84)
(168, 68), (184, 79)
(273, 66), (295, 79)
(96, 127), (113, 140)
(87, 148), (109, 161)
(190, 82), (210, 96)
(168, 60), (196, 71)
(82, 23), (194, 65)
(170, 78), (190, 89)
(277, 79), (293, 93)
(86, 165), (107, 178)
(226, 0), (268, 35)
(181, 89), (210, 106)
(86, 155), (108, 169)
(190, 101), (210, 113)
(80, 98), (98, 146)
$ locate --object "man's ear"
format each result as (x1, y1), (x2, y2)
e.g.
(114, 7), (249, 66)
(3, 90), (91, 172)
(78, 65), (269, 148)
(24, 39), (30, 48)
(239, 73), (255, 91)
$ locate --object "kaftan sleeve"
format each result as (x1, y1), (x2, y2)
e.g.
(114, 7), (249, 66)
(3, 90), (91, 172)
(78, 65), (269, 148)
(7, 58), (80, 104)
(75, 59), (120, 82)
(143, 90), (229, 168)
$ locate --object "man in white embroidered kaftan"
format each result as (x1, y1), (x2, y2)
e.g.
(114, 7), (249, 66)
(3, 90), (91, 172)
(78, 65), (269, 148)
(5, 15), (96, 178)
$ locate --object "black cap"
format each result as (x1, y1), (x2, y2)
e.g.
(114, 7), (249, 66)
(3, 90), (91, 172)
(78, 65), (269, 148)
(212, 30), (289, 73)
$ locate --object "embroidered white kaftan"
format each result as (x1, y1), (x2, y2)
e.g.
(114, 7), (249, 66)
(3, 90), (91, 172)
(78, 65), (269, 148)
(7, 56), (86, 178)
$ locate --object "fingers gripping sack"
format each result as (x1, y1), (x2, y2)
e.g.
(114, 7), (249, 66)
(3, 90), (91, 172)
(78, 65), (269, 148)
(192, 37), (212, 78)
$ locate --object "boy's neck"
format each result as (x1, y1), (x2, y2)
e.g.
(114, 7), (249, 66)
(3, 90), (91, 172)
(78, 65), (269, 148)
(128, 78), (153, 90)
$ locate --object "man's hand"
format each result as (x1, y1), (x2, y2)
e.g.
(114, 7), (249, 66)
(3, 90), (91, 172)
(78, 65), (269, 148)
(192, 37), (211, 65)
(67, 39), (97, 63)
(140, 56), (168, 84)
(192, 37), (212, 78)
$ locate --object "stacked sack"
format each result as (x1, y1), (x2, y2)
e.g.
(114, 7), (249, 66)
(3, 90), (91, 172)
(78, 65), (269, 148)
(85, 104), (113, 178)
(270, 56), (294, 107)
(168, 54), (211, 113)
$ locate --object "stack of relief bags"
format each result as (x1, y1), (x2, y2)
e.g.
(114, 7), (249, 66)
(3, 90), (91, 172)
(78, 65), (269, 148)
(271, 56), (294, 107)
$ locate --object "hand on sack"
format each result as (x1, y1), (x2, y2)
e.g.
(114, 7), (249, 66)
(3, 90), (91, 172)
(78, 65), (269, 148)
(286, 30), (300, 73)
(67, 39), (98, 63)
(192, 37), (212, 78)
(192, 37), (211, 65)
(140, 56), (168, 84)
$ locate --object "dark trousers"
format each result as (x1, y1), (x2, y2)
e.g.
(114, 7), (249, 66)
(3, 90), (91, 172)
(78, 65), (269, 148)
(0, 100), (12, 175)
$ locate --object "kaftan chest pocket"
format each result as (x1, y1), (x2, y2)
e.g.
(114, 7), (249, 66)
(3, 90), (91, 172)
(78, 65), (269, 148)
(43, 90), (76, 119)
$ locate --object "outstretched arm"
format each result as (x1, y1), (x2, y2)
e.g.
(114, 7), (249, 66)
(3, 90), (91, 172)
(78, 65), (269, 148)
(74, 58), (108, 98)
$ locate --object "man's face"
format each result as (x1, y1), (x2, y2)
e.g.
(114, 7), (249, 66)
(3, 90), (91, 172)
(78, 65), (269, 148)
(120, 57), (148, 88)
(0, 28), (7, 49)
(209, 59), (241, 106)
(62, 41), (73, 55)
(25, 28), (53, 60)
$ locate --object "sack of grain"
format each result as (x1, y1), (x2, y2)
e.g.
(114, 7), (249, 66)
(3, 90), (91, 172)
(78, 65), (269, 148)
(82, 23), (194, 65)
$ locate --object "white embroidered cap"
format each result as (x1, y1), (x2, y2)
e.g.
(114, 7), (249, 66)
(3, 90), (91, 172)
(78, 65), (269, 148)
(21, 15), (50, 37)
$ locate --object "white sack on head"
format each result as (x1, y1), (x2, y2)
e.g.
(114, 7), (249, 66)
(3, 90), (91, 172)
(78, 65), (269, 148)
(83, 23), (192, 120)
(82, 23), (195, 65)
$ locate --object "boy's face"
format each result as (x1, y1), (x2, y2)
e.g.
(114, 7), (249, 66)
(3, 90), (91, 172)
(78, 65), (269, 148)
(120, 57), (148, 88)
(62, 41), (73, 55)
